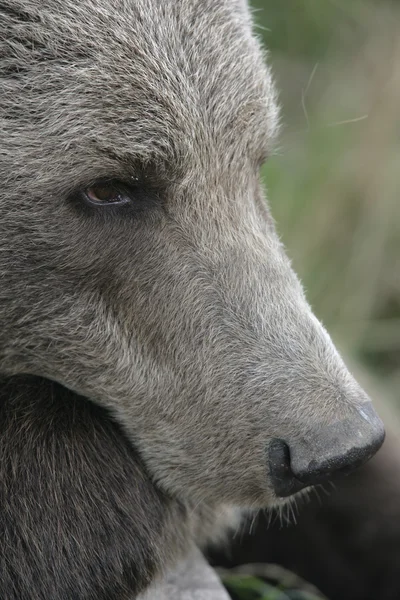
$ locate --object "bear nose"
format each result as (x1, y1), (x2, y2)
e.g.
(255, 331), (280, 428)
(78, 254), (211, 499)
(268, 402), (385, 498)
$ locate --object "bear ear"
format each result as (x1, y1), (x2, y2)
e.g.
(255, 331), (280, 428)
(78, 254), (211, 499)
(0, 376), (180, 599)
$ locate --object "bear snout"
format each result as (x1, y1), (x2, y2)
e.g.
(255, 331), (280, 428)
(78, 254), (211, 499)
(268, 402), (385, 498)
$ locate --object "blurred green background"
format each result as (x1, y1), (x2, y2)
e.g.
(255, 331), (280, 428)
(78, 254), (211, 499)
(222, 2), (400, 598)
(253, 0), (400, 407)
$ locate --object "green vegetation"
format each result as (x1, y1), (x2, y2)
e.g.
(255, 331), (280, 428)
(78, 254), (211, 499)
(223, 573), (325, 600)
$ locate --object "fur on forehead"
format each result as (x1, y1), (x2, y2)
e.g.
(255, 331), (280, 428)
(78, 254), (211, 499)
(0, 0), (279, 194)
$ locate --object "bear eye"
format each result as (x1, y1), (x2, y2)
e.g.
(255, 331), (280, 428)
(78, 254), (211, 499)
(84, 183), (130, 206)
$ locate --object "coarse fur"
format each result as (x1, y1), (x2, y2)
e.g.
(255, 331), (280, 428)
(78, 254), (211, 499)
(0, 375), (236, 598)
(0, 375), (188, 598)
(0, 0), (384, 598)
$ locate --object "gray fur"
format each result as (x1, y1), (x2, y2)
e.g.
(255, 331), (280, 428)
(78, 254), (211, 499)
(0, 0), (383, 596)
(138, 548), (230, 600)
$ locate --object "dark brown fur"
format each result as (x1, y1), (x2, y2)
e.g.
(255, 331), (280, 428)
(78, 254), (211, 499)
(0, 376), (189, 599)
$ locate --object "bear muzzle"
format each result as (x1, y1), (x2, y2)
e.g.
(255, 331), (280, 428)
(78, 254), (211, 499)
(268, 402), (385, 498)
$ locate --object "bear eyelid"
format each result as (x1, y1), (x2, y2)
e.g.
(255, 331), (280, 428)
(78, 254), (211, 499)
(83, 181), (133, 207)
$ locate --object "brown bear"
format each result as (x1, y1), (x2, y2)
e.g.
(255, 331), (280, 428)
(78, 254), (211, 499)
(0, 1), (387, 598)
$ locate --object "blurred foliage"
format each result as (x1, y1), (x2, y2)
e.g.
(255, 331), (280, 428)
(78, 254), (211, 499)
(223, 574), (323, 600)
(252, 0), (400, 397)
(221, 563), (328, 600)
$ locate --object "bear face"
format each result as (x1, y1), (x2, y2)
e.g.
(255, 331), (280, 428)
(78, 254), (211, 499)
(0, 0), (384, 511)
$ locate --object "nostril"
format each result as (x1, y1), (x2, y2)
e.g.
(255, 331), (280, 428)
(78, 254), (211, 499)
(291, 438), (383, 485)
(268, 409), (385, 498)
(268, 437), (378, 498)
(268, 439), (308, 497)
(293, 443), (380, 486)
(289, 411), (385, 487)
